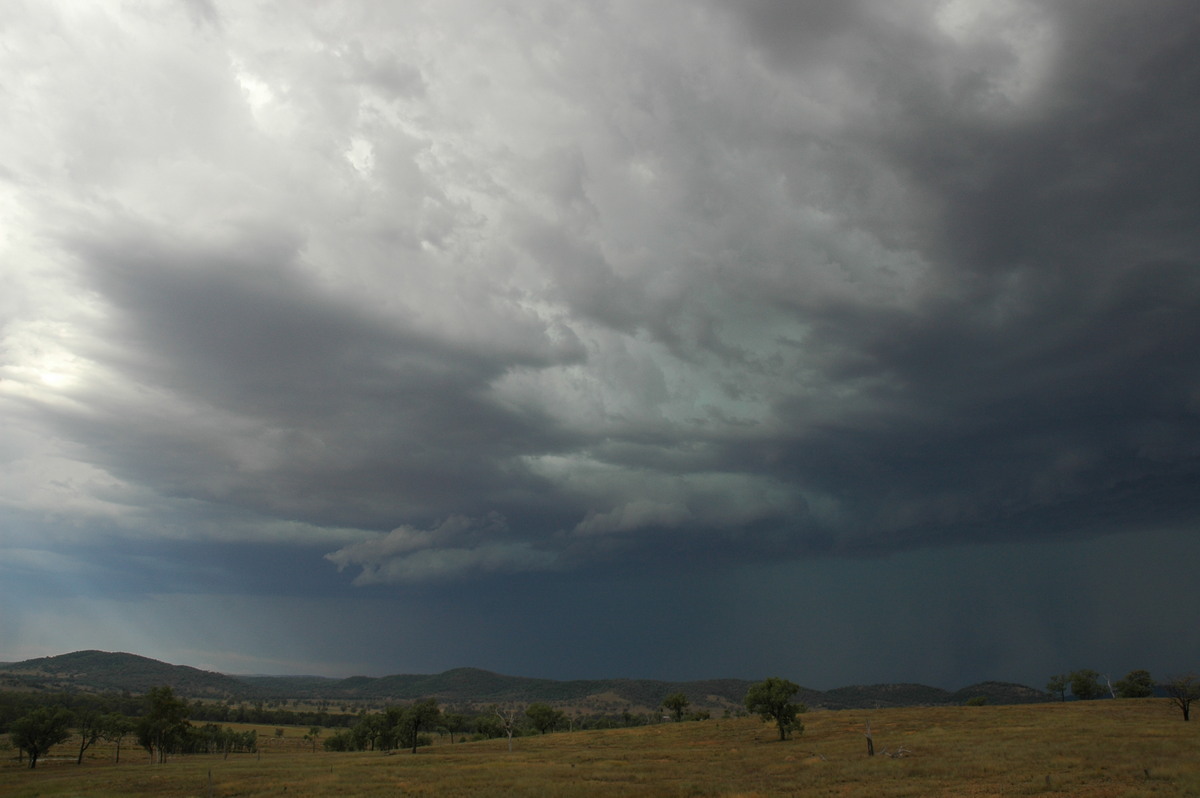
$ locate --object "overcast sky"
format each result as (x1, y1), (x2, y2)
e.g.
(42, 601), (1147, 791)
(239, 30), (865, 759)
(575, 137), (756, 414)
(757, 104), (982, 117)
(2, 0), (1199, 690)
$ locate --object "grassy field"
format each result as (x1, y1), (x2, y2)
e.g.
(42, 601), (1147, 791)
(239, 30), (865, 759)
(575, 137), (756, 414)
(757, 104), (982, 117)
(3, 699), (1197, 797)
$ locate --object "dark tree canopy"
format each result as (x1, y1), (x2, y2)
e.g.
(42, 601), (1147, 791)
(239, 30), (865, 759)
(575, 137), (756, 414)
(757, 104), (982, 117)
(661, 692), (690, 722)
(399, 698), (440, 753)
(1069, 670), (1104, 701)
(1114, 669), (1154, 699)
(1046, 674), (1068, 702)
(744, 677), (806, 741)
(10, 706), (73, 769)
(525, 702), (565, 735)
(98, 713), (135, 763)
(137, 686), (190, 763)
(74, 709), (105, 764)
(442, 712), (469, 744)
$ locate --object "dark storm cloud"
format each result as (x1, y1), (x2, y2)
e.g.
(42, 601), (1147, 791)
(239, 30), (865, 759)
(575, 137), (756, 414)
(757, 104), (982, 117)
(4, 0), (1199, 681)
(48, 224), (584, 534)
(696, 0), (1200, 555)
(9, 0), (1197, 576)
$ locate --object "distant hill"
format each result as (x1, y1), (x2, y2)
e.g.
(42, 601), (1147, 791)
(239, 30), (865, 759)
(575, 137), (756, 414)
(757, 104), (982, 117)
(0, 651), (1051, 711)
(821, 682), (953, 709)
(950, 681), (1049, 706)
(817, 680), (1046, 709)
(0, 650), (250, 698)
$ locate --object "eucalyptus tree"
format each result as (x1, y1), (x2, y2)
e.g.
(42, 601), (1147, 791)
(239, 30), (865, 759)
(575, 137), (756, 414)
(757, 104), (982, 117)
(75, 709), (105, 764)
(137, 686), (190, 763)
(525, 703), (565, 735)
(1069, 670), (1104, 701)
(744, 677), (806, 741)
(1114, 670), (1154, 699)
(661, 692), (690, 722)
(10, 706), (73, 769)
(99, 713), (134, 763)
(399, 699), (441, 753)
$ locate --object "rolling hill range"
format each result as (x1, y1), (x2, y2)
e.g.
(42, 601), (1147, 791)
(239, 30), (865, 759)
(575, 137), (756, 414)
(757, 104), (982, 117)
(0, 650), (1049, 711)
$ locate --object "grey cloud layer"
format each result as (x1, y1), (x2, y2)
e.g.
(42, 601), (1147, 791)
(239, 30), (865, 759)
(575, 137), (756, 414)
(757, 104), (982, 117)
(3, 0), (1198, 586)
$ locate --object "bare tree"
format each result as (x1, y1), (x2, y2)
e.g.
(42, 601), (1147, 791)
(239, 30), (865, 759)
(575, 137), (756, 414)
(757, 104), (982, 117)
(494, 705), (521, 752)
(1165, 674), (1200, 721)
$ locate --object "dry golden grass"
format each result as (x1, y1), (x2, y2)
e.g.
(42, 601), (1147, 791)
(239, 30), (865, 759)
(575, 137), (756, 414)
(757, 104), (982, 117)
(3, 699), (1197, 797)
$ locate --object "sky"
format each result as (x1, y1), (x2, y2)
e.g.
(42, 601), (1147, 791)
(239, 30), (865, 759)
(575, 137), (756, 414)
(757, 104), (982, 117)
(2, 0), (1199, 690)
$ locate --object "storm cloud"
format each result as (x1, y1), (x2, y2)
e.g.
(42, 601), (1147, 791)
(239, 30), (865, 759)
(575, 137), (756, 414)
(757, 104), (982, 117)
(2, 0), (1198, 685)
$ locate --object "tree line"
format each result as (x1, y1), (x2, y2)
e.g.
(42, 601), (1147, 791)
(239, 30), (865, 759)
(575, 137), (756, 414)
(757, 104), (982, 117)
(4, 675), (814, 768)
(1045, 669), (1199, 720)
(0, 689), (358, 732)
(321, 699), (696, 752)
(321, 677), (807, 752)
(16, 671), (1186, 769)
(3, 688), (730, 767)
(4, 686), (256, 768)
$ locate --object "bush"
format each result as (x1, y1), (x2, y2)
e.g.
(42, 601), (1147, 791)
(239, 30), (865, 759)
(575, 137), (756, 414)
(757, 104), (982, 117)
(324, 731), (354, 752)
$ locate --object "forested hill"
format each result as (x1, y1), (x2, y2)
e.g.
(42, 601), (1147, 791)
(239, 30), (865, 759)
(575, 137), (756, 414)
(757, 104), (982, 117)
(0, 651), (1048, 710)
(0, 650), (247, 697)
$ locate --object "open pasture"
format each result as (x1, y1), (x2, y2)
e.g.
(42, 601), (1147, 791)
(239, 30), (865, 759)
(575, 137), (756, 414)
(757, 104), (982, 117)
(3, 700), (1197, 797)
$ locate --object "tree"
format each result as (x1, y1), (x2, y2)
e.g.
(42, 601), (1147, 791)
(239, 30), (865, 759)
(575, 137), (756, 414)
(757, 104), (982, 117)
(1114, 669), (1155, 699)
(379, 707), (405, 751)
(323, 731), (354, 751)
(304, 726), (322, 753)
(75, 709), (105, 764)
(1046, 674), (1068, 702)
(1069, 669), (1104, 701)
(473, 712), (503, 740)
(398, 699), (440, 753)
(492, 705), (521, 751)
(661, 692), (690, 722)
(138, 686), (190, 763)
(442, 712), (469, 744)
(525, 703), (565, 735)
(1165, 674), (1200, 721)
(98, 713), (134, 763)
(352, 712), (387, 751)
(10, 707), (73, 769)
(744, 677), (806, 741)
